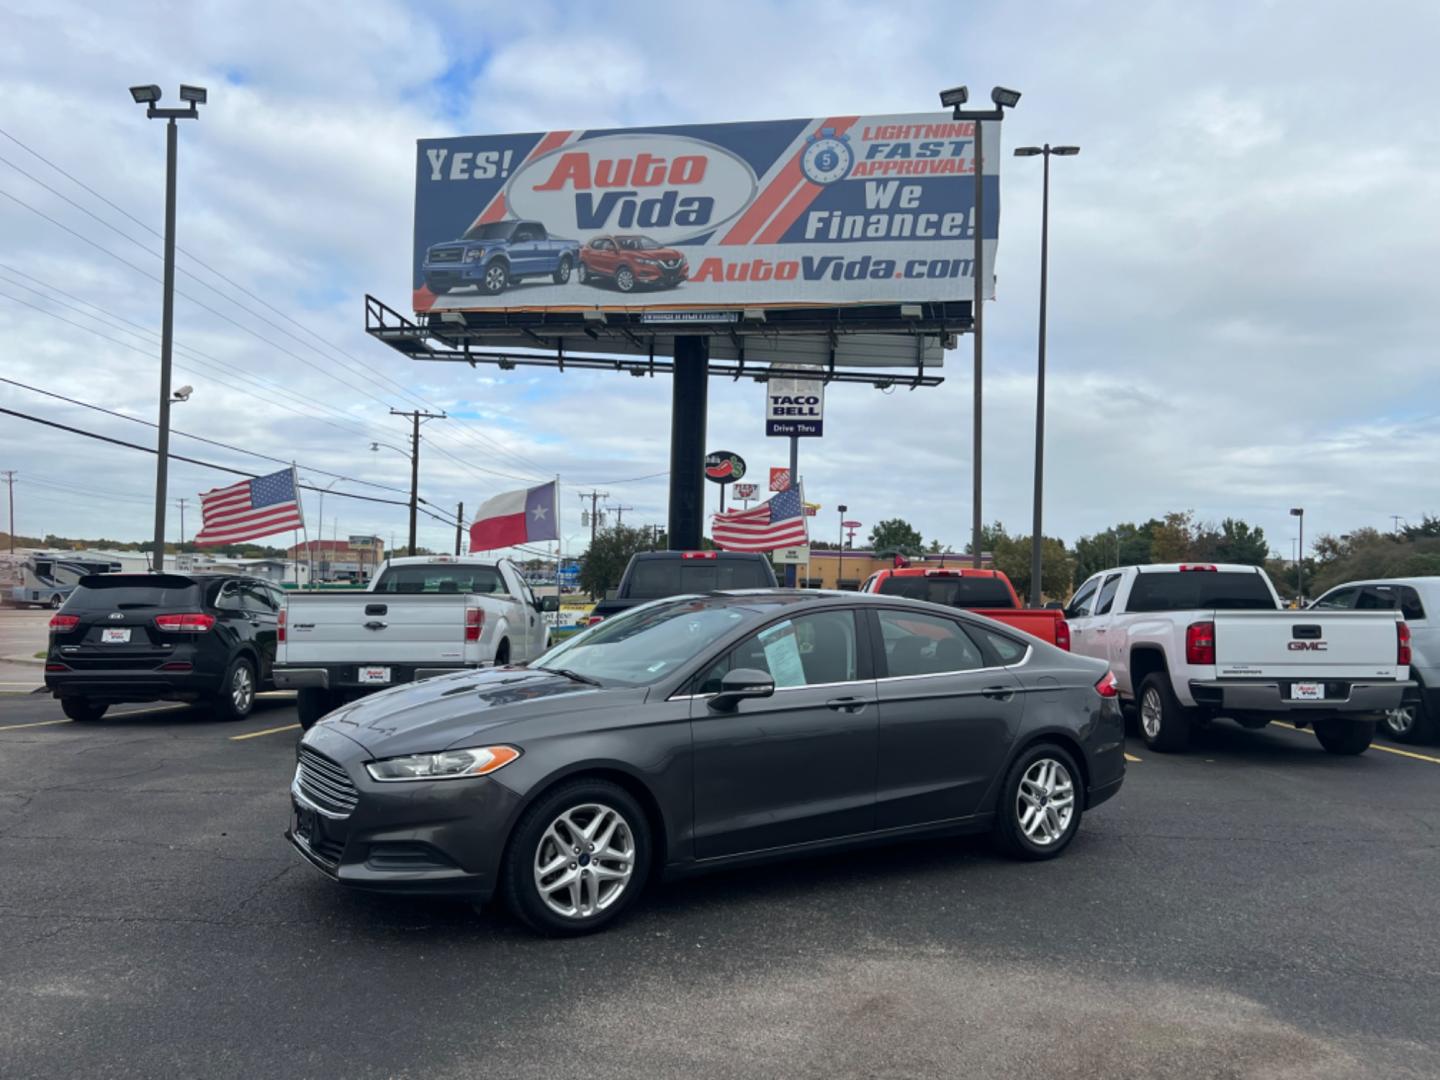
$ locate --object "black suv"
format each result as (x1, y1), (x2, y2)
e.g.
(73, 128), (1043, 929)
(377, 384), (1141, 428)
(45, 573), (283, 722)
(589, 551), (779, 622)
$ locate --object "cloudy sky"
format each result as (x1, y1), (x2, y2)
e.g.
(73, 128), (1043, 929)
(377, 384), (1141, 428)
(2, 0), (1438, 563)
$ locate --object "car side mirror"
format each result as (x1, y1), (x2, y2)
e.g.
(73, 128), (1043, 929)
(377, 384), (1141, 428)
(540, 595), (560, 613)
(708, 668), (775, 711)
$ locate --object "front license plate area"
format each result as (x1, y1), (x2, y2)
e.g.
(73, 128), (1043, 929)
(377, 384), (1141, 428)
(101, 628), (131, 644)
(294, 806), (317, 841)
(1290, 681), (1325, 701)
(357, 666), (391, 685)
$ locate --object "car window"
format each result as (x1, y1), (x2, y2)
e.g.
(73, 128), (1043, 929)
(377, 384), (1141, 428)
(1312, 587), (1358, 610)
(1065, 577), (1101, 619)
(878, 609), (986, 677)
(1094, 573), (1123, 616)
(876, 574), (1016, 608)
(626, 558), (772, 599)
(240, 583), (276, 613)
(1126, 571), (1277, 612)
(979, 629), (1029, 664)
(696, 610), (858, 692)
(373, 565), (506, 595)
(1399, 586), (1426, 622)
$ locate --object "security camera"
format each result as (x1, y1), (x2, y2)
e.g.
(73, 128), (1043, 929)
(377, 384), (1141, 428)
(172, 385), (193, 402)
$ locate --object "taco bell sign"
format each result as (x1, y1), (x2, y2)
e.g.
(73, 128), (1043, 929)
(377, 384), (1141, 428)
(766, 374), (824, 437)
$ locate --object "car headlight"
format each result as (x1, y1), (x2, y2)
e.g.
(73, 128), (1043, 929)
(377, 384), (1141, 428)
(365, 745), (520, 782)
(464, 248), (487, 263)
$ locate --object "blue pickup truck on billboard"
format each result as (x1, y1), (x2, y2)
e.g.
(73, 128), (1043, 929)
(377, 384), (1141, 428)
(413, 113), (1000, 314)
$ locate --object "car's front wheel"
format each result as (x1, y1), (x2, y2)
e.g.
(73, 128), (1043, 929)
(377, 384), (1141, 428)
(61, 697), (108, 722)
(552, 255), (573, 284)
(481, 261), (509, 295)
(501, 779), (649, 936)
(1314, 718), (1374, 755)
(614, 265), (636, 292)
(991, 743), (1083, 860)
(576, 262), (589, 284)
(212, 656), (256, 721)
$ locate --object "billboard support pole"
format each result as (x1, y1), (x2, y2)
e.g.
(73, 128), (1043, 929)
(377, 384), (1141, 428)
(668, 336), (708, 551)
(971, 116), (985, 570)
(785, 435), (799, 588)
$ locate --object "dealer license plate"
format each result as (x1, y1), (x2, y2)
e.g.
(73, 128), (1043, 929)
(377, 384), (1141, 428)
(358, 666), (391, 685)
(1290, 682), (1325, 701)
(101, 628), (131, 644)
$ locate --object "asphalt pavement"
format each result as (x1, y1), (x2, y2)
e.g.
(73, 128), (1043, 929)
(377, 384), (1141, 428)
(1, 687), (1437, 1079)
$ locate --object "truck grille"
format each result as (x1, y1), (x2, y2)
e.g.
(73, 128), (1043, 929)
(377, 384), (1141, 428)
(296, 746), (359, 817)
(428, 247), (463, 264)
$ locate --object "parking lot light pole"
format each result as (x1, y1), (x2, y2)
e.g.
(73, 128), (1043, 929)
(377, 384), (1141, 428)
(1014, 143), (1079, 606)
(837, 504), (848, 588)
(130, 83), (205, 574)
(1290, 507), (1305, 603)
(940, 85), (1020, 569)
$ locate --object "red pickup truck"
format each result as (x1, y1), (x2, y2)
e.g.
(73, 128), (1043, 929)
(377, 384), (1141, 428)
(859, 566), (1071, 650)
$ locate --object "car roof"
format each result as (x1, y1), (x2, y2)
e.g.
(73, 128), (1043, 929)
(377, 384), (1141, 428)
(630, 551), (767, 561)
(879, 566), (1001, 578)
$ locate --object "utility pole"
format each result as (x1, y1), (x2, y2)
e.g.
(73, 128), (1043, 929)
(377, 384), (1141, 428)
(606, 504), (634, 527)
(2, 470), (13, 552)
(578, 490), (609, 550)
(455, 501), (464, 556)
(389, 408), (446, 555)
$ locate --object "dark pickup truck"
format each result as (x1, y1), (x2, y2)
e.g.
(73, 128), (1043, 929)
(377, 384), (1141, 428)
(588, 551), (778, 623)
(423, 219), (580, 296)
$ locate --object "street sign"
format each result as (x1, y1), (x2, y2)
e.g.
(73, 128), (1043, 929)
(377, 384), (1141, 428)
(843, 520), (863, 529)
(348, 534), (377, 546)
(773, 545), (810, 564)
(769, 467), (791, 492)
(732, 482), (758, 500)
(704, 450), (747, 484)
(766, 373), (824, 438)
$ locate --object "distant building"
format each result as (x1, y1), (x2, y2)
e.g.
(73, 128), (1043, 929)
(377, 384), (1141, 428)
(284, 537), (385, 582)
(798, 550), (989, 590)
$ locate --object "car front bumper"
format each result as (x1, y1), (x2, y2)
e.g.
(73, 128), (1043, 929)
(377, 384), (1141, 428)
(1188, 679), (1414, 714)
(284, 723), (521, 901)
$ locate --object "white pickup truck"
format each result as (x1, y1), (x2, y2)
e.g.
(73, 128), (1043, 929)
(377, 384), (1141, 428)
(1065, 563), (1414, 755)
(273, 556), (557, 728)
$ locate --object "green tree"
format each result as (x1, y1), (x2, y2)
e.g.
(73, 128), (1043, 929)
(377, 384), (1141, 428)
(1071, 522), (1153, 584)
(1213, 518), (1269, 565)
(1149, 511), (1194, 563)
(868, 518), (924, 556)
(579, 524), (653, 599)
(992, 533), (1075, 603)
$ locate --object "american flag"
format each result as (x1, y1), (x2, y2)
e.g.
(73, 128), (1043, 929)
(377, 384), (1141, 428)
(194, 468), (305, 545)
(712, 486), (808, 552)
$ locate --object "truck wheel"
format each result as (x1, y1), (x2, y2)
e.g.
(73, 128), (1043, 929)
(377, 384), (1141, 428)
(61, 698), (108, 722)
(481, 261), (509, 295)
(552, 256), (573, 284)
(296, 688), (334, 731)
(1313, 718), (1374, 755)
(1137, 672), (1193, 753)
(615, 266), (636, 292)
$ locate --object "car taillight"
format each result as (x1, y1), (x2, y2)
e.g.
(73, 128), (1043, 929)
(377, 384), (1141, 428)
(1055, 619), (1071, 652)
(153, 613), (216, 632)
(1094, 671), (1119, 698)
(277, 608), (286, 643)
(465, 607), (484, 642)
(48, 614), (80, 633)
(45, 662), (69, 672)
(1186, 620), (1216, 665)
(1398, 620), (1412, 666)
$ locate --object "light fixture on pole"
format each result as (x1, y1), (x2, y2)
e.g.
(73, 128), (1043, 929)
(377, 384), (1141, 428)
(1289, 507), (1305, 602)
(1013, 143), (1079, 606)
(942, 85), (1021, 569)
(130, 83), (205, 574)
(837, 504), (848, 588)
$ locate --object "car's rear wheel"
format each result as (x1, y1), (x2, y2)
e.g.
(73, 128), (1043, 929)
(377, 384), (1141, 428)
(1137, 672), (1193, 752)
(552, 255), (573, 284)
(212, 656), (256, 721)
(501, 779), (649, 936)
(61, 698), (107, 722)
(991, 743), (1083, 860)
(615, 266), (635, 292)
(296, 688), (335, 731)
(1382, 696), (1434, 743)
(1314, 718), (1374, 755)
(481, 261), (509, 295)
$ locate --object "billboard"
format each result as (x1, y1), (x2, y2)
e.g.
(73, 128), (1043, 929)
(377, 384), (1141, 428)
(413, 113), (999, 313)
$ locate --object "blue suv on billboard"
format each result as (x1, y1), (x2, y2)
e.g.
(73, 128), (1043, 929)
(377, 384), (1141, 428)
(422, 220), (581, 296)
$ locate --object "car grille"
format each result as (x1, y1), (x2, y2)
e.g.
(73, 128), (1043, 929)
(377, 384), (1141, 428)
(428, 247), (463, 264)
(296, 746), (359, 818)
(659, 258), (682, 269)
(302, 832), (345, 866)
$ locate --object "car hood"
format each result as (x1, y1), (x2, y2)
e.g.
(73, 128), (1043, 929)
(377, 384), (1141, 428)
(313, 667), (643, 756)
(636, 247), (685, 260)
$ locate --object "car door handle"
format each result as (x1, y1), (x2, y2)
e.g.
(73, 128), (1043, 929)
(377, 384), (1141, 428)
(826, 696), (869, 713)
(980, 686), (1015, 701)
(363, 620), (387, 631)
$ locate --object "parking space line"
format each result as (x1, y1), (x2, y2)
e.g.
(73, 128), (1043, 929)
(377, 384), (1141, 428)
(229, 723), (301, 742)
(1124, 752), (1142, 763)
(1271, 720), (1440, 764)
(0, 717), (73, 731)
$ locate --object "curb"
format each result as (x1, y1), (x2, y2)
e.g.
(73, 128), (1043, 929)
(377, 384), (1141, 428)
(2, 654), (45, 667)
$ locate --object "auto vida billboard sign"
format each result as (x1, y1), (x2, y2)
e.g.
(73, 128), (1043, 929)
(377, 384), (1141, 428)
(412, 113), (999, 313)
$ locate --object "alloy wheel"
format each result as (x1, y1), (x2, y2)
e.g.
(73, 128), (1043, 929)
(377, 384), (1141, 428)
(1016, 758), (1075, 846)
(533, 802), (635, 919)
(1384, 705), (1416, 737)
(232, 665), (254, 713)
(1140, 687), (1163, 738)
(556, 259), (571, 283)
(485, 265), (506, 292)
(616, 267), (634, 292)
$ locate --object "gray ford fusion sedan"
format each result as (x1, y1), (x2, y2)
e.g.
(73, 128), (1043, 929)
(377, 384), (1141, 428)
(287, 590), (1125, 935)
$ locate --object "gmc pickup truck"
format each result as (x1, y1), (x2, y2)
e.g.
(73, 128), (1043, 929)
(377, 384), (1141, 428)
(1065, 563), (1413, 755)
(422, 219), (580, 296)
(859, 566), (1071, 650)
(588, 551), (778, 623)
(273, 556), (558, 728)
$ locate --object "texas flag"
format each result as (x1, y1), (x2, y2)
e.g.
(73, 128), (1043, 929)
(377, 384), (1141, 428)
(469, 481), (559, 551)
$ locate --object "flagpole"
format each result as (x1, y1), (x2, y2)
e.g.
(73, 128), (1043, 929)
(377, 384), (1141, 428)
(293, 464), (313, 590)
(553, 475), (561, 609)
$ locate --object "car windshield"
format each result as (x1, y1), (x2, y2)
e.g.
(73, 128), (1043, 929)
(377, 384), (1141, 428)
(625, 558), (773, 599)
(877, 575), (1016, 608)
(461, 222), (516, 241)
(617, 236), (662, 250)
(372, 565), (506, 595)
(67, 576), (202, 610)
(530, 599), (763, 686)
